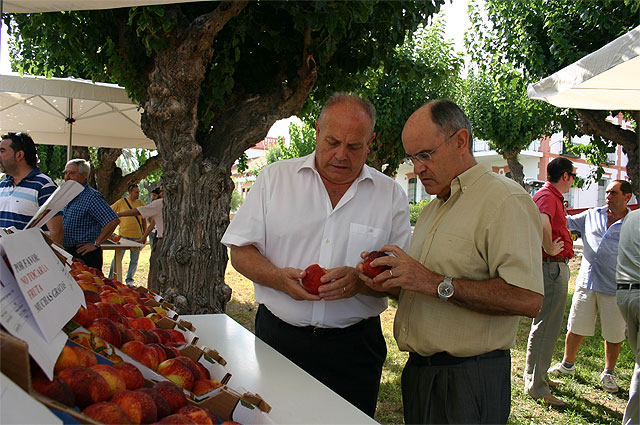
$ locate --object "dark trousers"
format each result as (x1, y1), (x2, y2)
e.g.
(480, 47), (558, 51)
(401, 350), (511, 424)
(65, 246), (103, 271)
(255, 304), (386, 417)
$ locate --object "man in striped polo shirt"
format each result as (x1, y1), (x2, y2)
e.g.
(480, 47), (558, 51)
(0, 132), (63, 244)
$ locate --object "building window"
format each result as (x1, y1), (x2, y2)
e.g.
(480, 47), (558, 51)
(408, 178), (417, 204)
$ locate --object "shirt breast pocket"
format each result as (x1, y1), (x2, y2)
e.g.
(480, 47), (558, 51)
(345, 223), (387, 267)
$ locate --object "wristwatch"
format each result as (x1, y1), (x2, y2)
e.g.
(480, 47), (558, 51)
(437, 276), (455, 300)
(93, 241), (99, 249)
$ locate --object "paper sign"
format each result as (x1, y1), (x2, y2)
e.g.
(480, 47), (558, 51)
(0, 255), (67, 379)
(25, 180), (83, 230)
(1, 372), (63, 425)
(0, 229), (83, 342)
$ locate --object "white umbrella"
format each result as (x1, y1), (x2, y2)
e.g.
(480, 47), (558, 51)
(527, 25), (640, 110)
(1, 0), (207, 13)
(0, 74), (155, 155)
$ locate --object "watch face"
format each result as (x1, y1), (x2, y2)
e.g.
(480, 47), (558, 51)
(438, 279), (454, 298)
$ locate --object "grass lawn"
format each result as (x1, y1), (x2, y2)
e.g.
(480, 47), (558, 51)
(102, 249), (633, 424)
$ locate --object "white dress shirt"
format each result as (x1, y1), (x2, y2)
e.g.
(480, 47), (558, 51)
(137, 199), (163, 237)
(222, 152), (411, 328)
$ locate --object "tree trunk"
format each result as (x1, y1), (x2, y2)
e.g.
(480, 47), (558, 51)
(576, 109), (639, 200)
(138, 2), (317, 314)
(503, 150), (525, 188)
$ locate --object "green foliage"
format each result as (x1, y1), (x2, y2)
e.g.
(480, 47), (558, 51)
(230, 188), (243, 212)
(466, 0), (639, 189)
(298, 21), (463, 176)
(409, 198), (430, 225)
(236, 153), (249, 175)
(35, 145), (68, 181)
(459, 67), (558, 157)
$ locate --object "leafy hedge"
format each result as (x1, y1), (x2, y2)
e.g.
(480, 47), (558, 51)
(410, 199), (430, 225)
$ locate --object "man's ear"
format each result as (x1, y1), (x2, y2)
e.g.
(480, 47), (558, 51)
(14, 149), (25, 162)
(455, 128), (470, 151)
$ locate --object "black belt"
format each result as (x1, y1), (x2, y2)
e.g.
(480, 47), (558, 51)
(261, 304), (379, 337)
(617, 283), (640, 290)
(409, 349), (508, 367)
(543, 256), (569, 264)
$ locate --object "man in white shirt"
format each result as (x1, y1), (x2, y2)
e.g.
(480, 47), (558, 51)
(118, 193), (163, 291)
(222, 93), (411, 417)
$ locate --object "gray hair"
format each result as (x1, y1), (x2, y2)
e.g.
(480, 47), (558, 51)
(428, 99), (474, 153)
(319, 92), (377, 136)
(66, 158), (91, 175)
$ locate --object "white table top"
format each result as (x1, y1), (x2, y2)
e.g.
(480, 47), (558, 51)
(100, 238), (144, 249)
(182, 314), (379, 425)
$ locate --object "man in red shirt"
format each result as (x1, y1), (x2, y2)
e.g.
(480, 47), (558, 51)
(524, 157), (576, 407)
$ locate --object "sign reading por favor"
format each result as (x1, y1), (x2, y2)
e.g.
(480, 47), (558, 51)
(0, 229), (83, 342)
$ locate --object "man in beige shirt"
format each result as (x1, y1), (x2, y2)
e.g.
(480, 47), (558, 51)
(358, 99), (544, 424)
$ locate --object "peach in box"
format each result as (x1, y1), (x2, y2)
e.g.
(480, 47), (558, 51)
(57, 366), (110, 408)
(86, 317), (122, 348)
(191, 379), (222, 396)
(112, 362), (145, 390)
(120, 340), (160, 371)
(53, 345), (80, 375)
(178, 405), (217, 425)
(111, 389), (158, 425)
(302, 264), (326, 295)
(362, 251), (391, 278)
(135, 387), (172, 420)
(156, 357), (196, 390)
(82, 401), (131, 425)
(31, 375), (75, 407)
(153, 381), (187, 413)
(156, 413), (193, 424)
(90, 364), (126, 397)
(72, 345), (98, 367)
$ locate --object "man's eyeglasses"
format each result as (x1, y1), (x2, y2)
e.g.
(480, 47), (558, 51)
(568, 172), (577, 179)
(404, 129), (459, 166)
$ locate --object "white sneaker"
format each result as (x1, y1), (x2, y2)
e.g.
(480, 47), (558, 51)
(600, 372), (619, 393)
(548, 362), (576, 376)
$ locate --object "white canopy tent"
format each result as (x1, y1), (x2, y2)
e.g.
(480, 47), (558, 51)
(527, 25), (640, 110)
(0, 74), (155, 154)
(1, 0), (207, 13)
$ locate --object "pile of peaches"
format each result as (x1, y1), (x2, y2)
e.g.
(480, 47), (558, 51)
(34, 344), (235, 425)
(68, 262), (222, 396)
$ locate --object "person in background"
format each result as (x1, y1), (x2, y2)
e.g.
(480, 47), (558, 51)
(0, 132), (63, 244)
(118, 189), (163, 291)
(221, 92), (412, 417)
(148, 187), (162, 250)
(616, 208), (640, 425)
(524, 157), (576, 407)
(62, 159), (120, 270)
(357, 99), (543, 424)
(549, 180), (632, 393)
(109, 184), (147, 284)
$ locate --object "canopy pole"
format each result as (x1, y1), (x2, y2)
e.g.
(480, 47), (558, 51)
(66, 98), (75, 161)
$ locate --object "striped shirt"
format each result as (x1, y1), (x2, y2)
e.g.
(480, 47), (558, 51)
(62, 184), (118, 248)
(0, 168), (58, 230)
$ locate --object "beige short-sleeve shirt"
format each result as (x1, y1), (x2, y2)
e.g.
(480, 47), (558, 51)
(394, 164), (543, 357)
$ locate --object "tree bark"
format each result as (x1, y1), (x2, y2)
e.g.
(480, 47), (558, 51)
(503, 150), (525, 188)
(139, 2), (318, 314)
(576, 109), (639, 200)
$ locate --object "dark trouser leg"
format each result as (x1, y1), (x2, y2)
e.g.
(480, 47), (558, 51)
(66, 246), (103, 271)
(401, 351), (511, 424)
(255, 304), (386, 417)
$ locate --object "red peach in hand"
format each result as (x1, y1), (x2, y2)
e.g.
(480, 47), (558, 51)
(362, 251), (391, 278)
(301, 264), (327, 295)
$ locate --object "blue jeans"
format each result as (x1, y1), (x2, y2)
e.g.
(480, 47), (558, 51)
(108, 236), (141, 284)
